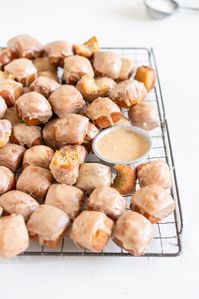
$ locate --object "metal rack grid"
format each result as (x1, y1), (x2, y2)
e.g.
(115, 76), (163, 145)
(22, 47), (183, 257)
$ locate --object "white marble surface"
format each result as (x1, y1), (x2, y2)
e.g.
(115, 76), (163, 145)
(0, 0), (199, 298)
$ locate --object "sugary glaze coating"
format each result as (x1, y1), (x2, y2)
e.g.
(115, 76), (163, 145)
(50, 145), (87, 185)
(112, 211), (152, 256)
(27, 205), (70, 248)
(4, 58), (37, 86)
(93, 51), (122, 79)
(0, 48), (15, 69)
(11, 123), (42, 148)
(7, 34), (43, 59)
(109, 80), (147, 108)
(0, 119), (12, 148)
(33, 57), (56, 72)
(0, 166), (15, 195)
(4, 106), (22, 125)
(42, 118), (62, 149)
(135, 65), (156, 92)
(88, 186), (126, 220)
(73, 36), (99, 58)
(0, 190), (39, 221)
(0, 143), (25, 172)
(0, 214), (29, 258)
(76, 74), (116, 102)
(38, 70), (58, 81)
(23, 145), (54, 169)
(49, 85), (85, 118)
(0, 96), (7, 118)
(16, 165), (53, 202)
(131, 184), (175, 224)
(128, 102), (159, 131)
(137, 160), (172, 189)
(16, 92), (52, 125)
(54, 114), (89, 145)
(86, 97), (121, 128)
(0, 79), (23, 107)
(44, 40), (73, 66)
(114, 115), (131, 126)
(45, 184), (84, 220)
(84, 122), (99, 141)
(112, 164), (136, 195)
(30, 76), (60, 98)
(76, 163), (112, 194)
(63, 55), (94, 84)
(118, 58), (136, 81)
(70, 210), (113, 252)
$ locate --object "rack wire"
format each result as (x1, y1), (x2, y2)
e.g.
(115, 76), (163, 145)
(22, 47), (183, 257)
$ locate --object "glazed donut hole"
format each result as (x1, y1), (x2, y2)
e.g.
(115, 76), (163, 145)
(38, 70), (58, 82)
(0, 119), (11, 148)
(0, 143), (25, 172)
(86, 97), (121, 128)
(7, 34), (43, 59)
(63, 55), (94, 85)
(73, 36), (99, 58)
(4, 106), (22, 125)
(0, 190), (39, 221)
(4, 58), (38, 86)
(111, 164), (136, 195)
(49, 85), (85, 118)
(93, 51), (122, 79)
(70, 210), (113, 252)
(135, 65), (156, 92)
(45, 184), (84, 220)
(23, 145), (54, 169)
(117, 57), (136, 81)
(0, 96), (7, 119)
(0, 79), (23, 107)
(30, 76), (61, 98)
(16, 92), (52, 125)
(16, 165), (54, 202)
(11, 123), (42, 148)
(128, 102), (159, 131)
(33, 57), (56, 73)
(44, 40), (73, 67)
(131, 184), (175, 224)
(0, 166), (15, 195)
(42, 118), (63, 149)
(0, 48), (15, 69)
(0, 214), (29, 258)
(76, 74), (116, 102)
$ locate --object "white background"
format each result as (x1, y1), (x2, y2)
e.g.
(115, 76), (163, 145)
(0, 0), (199, 298)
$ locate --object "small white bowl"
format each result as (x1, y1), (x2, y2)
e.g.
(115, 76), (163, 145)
(92, 125), (152, 165)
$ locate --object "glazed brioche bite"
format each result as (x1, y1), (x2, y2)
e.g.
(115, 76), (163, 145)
(44, 40), (73, 66)
(4, 106), (22, 125)
(42, 118), (63, 149)
(0, 190), (39, 221)
(73, 36), (99, 58)
(7, 34), (43, 59)
(82, 122), (99, 153)
(49, 145), (87, 185)
(63, 55), (94, 84)
(0, 119), (11, 148)
(128, 102), (159, 131)
(11, 123), (42, 148)
(86, 97), (121, 128)
(0, 48), (15, 69)
(0, 96), (7, 119)
(93, 51), (122, 79)
(16, 165), (54, 202)
(16, 92), (52, 125)
(70, 210), (113, 252)
(137, 160), (172, 189)
(30, 76), (60, 98)
(38, 70), (58, 81)
(0, 166), (15, 195)
(131, 184), (175, 224)
(0, 143), (25, 172)
(109, 80), (147, 108)
(114, 115), (131, 126)
(0, 79), (23, 107)
(33, 57), (56, 72)
(112, 211), (153, 256)
(45, 184), (84, 220)
(54, 114), (89, 146)
(118, 57), (136, 81)
(0, 214), (29, 258)
(23, 145), (54, 169)
(112, 164), (136, 195)
(49, 85), (85, 118)
(4, 58), (37, 86)
(88, 186), (126, 220)
(27, 205), (70, 248)
(76, 74), (116, 102)
(76, 163), (112, 194)
(135, 65), (156, 92)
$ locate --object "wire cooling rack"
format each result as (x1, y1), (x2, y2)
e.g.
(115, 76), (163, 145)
(22, 47), (183, 257)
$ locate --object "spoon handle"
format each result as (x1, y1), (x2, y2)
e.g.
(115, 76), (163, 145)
(180, 5), (199, 11)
